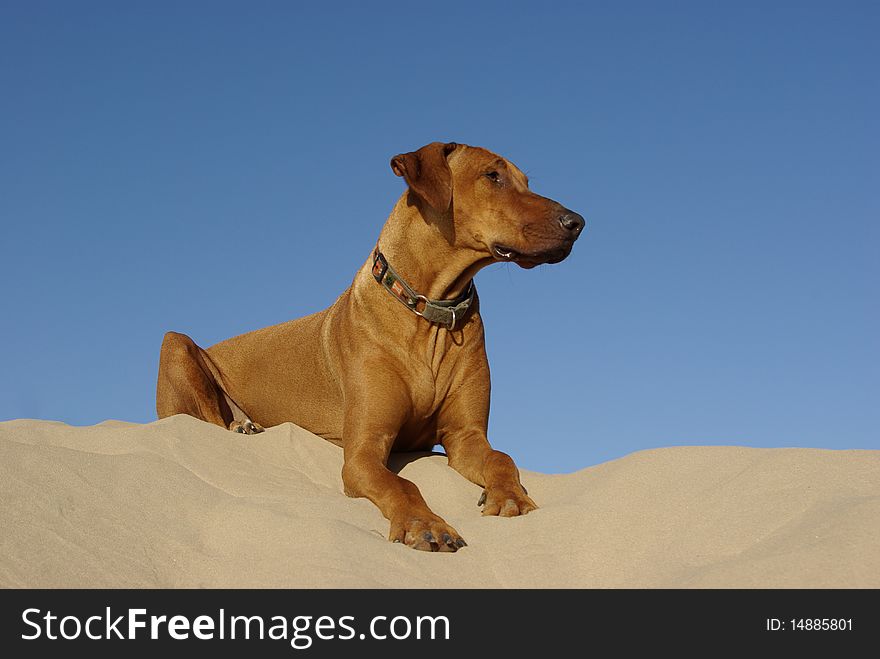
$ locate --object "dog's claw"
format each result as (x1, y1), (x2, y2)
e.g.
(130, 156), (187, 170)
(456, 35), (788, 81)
(478, 490), (487, 507)
(479, 485), (538, 517)
(455, 538), (467, 548)
(229, 420), (265, 435)
(393, 517), (465, 552)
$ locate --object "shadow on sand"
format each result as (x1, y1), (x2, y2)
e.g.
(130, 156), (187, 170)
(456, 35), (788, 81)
(386, 450), (446, 475)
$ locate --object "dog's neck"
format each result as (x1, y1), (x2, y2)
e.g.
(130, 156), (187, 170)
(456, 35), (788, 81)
(373, 195), (493, 301)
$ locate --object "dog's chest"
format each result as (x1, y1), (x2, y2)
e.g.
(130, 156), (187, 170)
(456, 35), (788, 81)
(390, 363), (460, 451)
(405, 361), (446, 417)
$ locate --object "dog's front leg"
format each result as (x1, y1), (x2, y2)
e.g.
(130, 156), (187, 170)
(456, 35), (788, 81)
(340, 388), (466, 552)
(439, 378), (538, 517)
(444, 430), (538, 517)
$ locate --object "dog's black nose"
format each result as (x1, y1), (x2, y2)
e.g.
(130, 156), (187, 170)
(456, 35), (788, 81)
(558, 211), (585, 235)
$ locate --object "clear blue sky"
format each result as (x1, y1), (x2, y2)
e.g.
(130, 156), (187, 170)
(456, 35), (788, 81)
(1, 1), (877, 472)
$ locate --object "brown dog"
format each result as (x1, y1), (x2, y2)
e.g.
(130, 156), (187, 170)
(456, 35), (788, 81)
(156, 142), (584, 551)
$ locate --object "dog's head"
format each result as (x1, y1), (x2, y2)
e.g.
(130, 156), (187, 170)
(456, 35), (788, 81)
(391, 142), (585, 268)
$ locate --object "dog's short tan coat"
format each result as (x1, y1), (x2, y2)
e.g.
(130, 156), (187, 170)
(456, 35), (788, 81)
(157, 142), (584, 551)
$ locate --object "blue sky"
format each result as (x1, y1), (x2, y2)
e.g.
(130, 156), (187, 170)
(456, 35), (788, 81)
(1, 1), (877, 472)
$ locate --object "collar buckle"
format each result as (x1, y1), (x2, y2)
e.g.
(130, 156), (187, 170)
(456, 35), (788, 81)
(412, 294), (430, 316)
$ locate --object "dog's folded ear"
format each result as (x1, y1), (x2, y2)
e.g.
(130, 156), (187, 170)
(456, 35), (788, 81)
(390, 142), (458, 213)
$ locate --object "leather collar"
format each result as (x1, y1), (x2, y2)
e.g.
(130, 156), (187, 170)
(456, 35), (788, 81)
(371, 247), (475, 330)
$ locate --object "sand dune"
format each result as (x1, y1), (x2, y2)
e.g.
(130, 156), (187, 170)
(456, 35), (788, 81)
(1, 415), (877, 588)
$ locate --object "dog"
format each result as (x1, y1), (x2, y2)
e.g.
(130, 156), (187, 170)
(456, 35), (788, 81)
(157, 142), (585, 551)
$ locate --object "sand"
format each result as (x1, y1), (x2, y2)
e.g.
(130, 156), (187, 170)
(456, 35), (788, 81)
(1, 414), (877, 588)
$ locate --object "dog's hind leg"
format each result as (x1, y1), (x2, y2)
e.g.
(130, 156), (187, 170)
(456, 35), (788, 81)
(156, 331), (263, 434)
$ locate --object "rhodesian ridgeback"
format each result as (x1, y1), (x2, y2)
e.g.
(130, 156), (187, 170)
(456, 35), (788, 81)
(156, 142), (585, 551)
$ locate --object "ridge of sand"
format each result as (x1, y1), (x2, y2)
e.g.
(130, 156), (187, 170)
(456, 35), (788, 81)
(1, 415), (877, 588)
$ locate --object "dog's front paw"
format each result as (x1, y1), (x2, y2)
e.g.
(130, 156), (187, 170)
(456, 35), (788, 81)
(229, 420), (264, 435)
(389, 514), (467, 552)
(478, 484), (537, 517)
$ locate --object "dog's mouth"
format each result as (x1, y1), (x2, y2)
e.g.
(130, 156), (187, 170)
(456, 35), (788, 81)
(491, 243), (571, 269)
(492, 244), (519, 261)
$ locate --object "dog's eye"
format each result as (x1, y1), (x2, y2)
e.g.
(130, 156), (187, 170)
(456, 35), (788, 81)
(484, 171), (501, 183)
